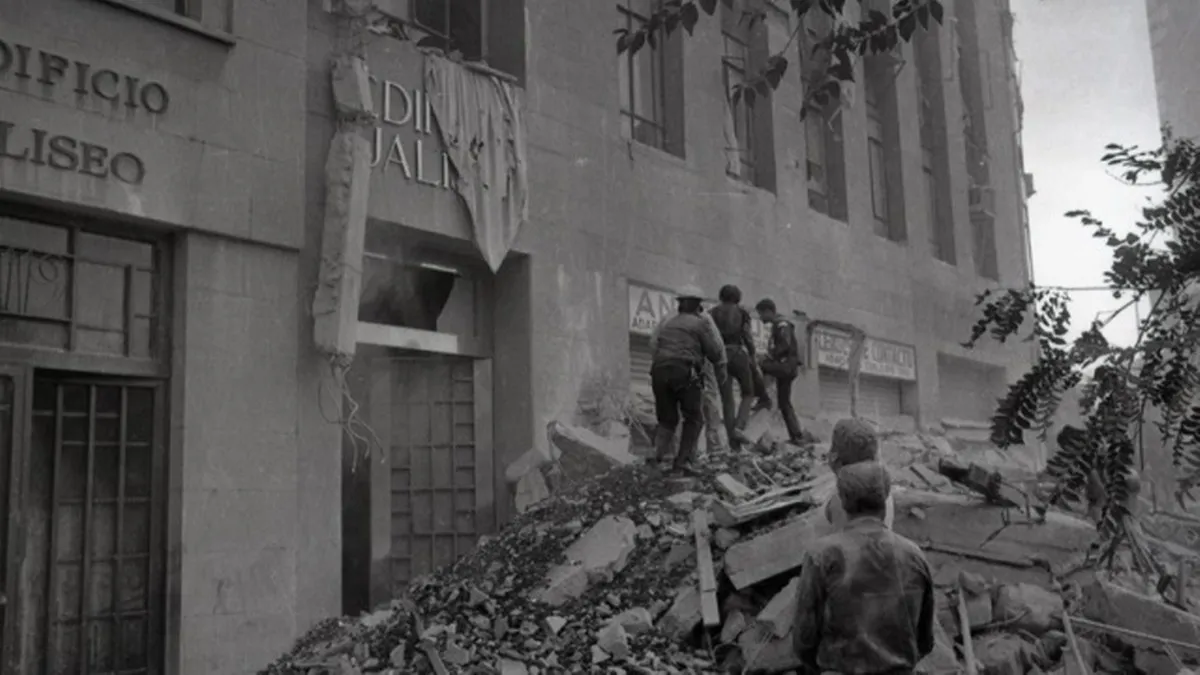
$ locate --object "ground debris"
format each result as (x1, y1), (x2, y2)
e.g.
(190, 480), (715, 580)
(260, 422), (1200, 675)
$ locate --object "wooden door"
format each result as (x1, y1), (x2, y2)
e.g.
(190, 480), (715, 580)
(383, 355), (492, 591)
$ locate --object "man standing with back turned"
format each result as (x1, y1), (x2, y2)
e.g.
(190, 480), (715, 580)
(650, 285), (728, 474)
(793, 462), (935, 674)
(755, 298), (805, 444)
(710, 284), (759, 449)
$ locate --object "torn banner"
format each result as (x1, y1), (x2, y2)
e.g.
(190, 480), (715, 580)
(423, 54), (529, 273)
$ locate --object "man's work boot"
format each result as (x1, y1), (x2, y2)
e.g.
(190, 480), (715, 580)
(753, 397), (772, 412)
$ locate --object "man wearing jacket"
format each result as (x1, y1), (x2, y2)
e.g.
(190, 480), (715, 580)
(710, 284), (762, 448)
(650, 285), (728, 473)
(755, 298), (805, 443)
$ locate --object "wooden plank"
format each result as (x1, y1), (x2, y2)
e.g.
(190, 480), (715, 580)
(692, 509), (721, 627)
(957, 583), (979, 675)
(715, 473), (755, 501)
(921, 541), (1035, 568)
(1062, 613), (1093, 675)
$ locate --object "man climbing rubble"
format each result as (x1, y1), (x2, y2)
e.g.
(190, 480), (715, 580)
(793, 461), (935, 675)
(649, 285), (728, 474)
(710, 284), (766, 450)
(754, 298), (805, 444)
(824, 417), (895, 529)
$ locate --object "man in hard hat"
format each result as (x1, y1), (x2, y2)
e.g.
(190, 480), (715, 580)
(649, 285), (728, 473)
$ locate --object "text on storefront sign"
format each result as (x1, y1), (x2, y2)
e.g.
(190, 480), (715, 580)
(369, 76), (451, 190)
(0, 121), (146, 185)
(812, 327), (916, 381)
(0, 38), (170, 114)
(627, 283), (769, 353)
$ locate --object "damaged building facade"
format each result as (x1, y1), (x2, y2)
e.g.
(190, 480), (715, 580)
(0, 0), (338, 674)
(330, 0), (1035, 632)
(0, 0), (1033, 673)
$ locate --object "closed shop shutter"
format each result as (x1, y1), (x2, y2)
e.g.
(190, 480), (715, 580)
(819, 367), (852, 415)
(630, 334), (654, 400)
(819, 367), (903, 419)
(937, 354), (1005, 424)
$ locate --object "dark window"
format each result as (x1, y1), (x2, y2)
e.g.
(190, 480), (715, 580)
(864, 43), (906, 242)
(0, 219), (164, 360)
(618, 0), (686, 156)
(800, 12), (847, 220)
(916, 27), (955, 263)
(720, 0), (775, 190)
(405, 0), (526, 81)
(130, 0), (195, 17)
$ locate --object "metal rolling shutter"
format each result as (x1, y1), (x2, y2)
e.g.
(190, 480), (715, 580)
(819, 367), (903, 419)
(938, 357), (1004, 424)
(859, 375), (903, 418)
(630, 335), (654, 400)
(819, 367), (852, 416)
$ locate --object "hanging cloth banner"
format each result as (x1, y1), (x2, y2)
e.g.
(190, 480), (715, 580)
(423, 54), (529, 272)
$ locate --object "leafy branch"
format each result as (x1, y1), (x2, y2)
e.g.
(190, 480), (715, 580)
(615, 0), (945, 118)
(966, 136), (1200, 531)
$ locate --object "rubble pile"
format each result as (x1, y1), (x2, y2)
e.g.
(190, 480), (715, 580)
(262, 416), (1200, 675)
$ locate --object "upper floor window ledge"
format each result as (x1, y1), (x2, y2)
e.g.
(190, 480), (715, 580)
(93, 0), (236, 45)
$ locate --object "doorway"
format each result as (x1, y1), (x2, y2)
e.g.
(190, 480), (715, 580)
(0, 369), (165, 675)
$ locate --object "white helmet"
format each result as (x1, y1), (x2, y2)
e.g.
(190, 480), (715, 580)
(676, 284), (705, 301)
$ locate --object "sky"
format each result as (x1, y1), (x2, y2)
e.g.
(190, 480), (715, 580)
(1011, 0), (1162, 345)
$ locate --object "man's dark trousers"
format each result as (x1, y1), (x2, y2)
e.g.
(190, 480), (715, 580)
(774, 373), (804, 441)
(719, 345), (755, 442)
(651, 360), (704, 467)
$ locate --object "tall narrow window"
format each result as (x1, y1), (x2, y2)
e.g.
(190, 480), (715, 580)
(617, 0), (685, 156)
(916, 26), (955, 263)
(956, 0), (998, 279)
(800, 11), (847, 219)
(720, 0), (775, 190)
(863, 51), (906, 241)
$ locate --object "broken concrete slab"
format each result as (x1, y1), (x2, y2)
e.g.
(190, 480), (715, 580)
(595, 622), (630, 660)
(611, 607), (652, 635)
(548, 421), (637, 483)
(504, 446), (555, 485)
(737, 622), (803, 674)
(657, 585), (702, 641)
(535, 515), (638, 606)
(513, 469), (550, 514)
(756, 577), (800, 638)
(974, 633), (1036, 675)
(1080, 577), (1200, 659)
(726, 488), (1094, 591)
(993, 583), (1063, 635)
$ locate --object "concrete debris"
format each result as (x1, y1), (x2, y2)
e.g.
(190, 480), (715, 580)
(262, 420), (1200, 675)
(993, 583), (1064, 634)
(536, 515), (638, 606)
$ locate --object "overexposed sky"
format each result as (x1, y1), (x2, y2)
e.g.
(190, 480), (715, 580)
(1013, 0), (1161, 345)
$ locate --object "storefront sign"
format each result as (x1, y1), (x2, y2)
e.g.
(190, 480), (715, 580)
(812, 327), (916, 381)
(0, 121), (146, 185)
(0, 38), (170, 114)
(369, 76), (451, 190)
(627, 283), (769, 353)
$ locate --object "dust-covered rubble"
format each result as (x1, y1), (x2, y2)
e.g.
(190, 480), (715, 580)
(261, 417), (1200, 675)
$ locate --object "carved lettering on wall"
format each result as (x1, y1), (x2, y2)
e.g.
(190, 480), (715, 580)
(0, 120), (147, 185)
(367, 76), (451, 190)
(0, 38), (171, 114)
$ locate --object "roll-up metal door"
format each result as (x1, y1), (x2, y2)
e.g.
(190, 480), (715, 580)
(937, 354), (1005, 424)
(819, 367), (903, 419)
(630, 335), (654, 400)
